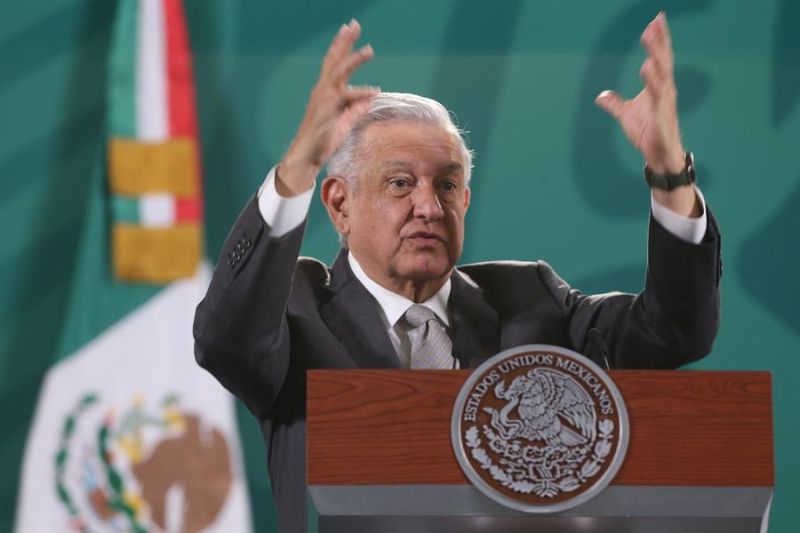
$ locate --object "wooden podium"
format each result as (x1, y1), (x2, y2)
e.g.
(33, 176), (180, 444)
(307, 370), (773, 533)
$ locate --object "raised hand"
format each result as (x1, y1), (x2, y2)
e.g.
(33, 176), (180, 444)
(595, 12), (699, 216)
(595, 12), (685, 175)
(278, 20), (379, 196)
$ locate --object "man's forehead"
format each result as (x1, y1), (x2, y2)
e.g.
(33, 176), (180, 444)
(360, 121), (465, 170)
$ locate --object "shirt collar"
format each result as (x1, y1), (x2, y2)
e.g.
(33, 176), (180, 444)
(347, 250), (451, 328)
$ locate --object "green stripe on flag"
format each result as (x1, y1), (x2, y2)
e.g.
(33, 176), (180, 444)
(108, 0), (138, 137)
(111, 195), (139, 224)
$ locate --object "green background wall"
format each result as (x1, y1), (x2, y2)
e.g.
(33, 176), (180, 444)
(1, 0), (797, 530)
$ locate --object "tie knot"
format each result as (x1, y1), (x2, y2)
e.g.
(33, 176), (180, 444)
(404, 304), (437, 328)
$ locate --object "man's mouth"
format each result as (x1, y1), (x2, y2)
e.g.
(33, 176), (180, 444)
(406, 231), (445, 245)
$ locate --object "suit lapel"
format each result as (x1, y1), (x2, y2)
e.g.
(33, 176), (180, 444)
(320, 250), (401, 369)
(449, 269), (501, 368)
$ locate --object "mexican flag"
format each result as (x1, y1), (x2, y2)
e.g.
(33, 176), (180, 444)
(14, 0), (251, 530)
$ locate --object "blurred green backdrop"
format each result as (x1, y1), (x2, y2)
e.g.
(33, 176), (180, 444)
(1, 0), (797, 531)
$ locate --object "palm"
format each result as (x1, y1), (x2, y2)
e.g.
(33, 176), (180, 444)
(615, 87), (680, 171)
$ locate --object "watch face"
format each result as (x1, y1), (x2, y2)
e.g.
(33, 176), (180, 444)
(686, 152), (696, 182)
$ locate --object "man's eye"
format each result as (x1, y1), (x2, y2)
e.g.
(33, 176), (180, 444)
(440, 181), (458, 192)
(389, 178), (410, 189)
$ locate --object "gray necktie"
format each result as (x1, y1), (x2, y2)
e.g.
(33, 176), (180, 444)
(404, 304), (454, 369)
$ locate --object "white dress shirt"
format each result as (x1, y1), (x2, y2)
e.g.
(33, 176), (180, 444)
(347, 250), (452, 368)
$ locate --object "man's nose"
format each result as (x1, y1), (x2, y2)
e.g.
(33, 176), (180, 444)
(412, 182), (444, 221)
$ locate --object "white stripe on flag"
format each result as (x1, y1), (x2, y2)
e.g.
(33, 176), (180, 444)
(137, 0), (169, 141)
(139, 193), (176, 227)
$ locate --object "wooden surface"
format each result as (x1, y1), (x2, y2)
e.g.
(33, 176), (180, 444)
(307, 370), (773, 487)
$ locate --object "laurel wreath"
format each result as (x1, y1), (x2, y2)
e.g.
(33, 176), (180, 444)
(55, 393), (98, 532)
(465, 419), (615, 497)
(53, 393), (182, 532)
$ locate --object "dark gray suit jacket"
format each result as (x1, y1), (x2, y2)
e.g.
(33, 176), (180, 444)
(193, 196), (722, 532)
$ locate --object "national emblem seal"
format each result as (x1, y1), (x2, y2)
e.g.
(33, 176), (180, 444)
(451, 344), (629, 512)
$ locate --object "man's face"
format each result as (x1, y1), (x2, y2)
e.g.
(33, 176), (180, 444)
(342, 120), (470, 297)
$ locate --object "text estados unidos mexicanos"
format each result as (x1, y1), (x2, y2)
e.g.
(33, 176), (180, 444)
(462, 353), (615, 422)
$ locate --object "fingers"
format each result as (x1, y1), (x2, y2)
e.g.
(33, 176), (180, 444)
(595, 90), (626, 120)
(334, 44), (374, 83)
(639, 58), (662, 98)
(659, 12), (674, 54)
(323, 20), (362, 76)
(313, 20), (378, 117)
(640, 12), (674, 84)
(343, 85), (380, 106)
(322, 19), (375, 86)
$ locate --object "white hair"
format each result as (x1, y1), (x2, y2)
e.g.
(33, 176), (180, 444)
(327, 92), (473, 186)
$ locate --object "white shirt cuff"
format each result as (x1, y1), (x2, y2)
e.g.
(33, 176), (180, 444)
(257, 166), (315, 237)
(650, 185), (708, 244)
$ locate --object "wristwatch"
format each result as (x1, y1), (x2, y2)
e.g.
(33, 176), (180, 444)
(644, 151), (696, 191)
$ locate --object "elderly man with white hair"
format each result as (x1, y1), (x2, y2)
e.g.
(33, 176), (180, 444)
(194, 15), (720, 533)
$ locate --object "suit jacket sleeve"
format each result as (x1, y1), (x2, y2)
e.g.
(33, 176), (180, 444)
(539, 210), (722, 369)
(193, 196), (305, 418)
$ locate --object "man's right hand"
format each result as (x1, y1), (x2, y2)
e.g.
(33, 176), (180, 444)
(276, 19), (378, 197)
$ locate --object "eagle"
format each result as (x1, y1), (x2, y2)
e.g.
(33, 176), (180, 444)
(491, 368), (596, 448)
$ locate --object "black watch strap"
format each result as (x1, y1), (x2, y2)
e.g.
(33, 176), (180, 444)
(644, 152), (696, 191)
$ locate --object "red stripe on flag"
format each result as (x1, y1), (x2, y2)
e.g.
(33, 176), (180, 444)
(163, 0), (204, 220)
(175, 197), (201, 223)
(163, 0), (197, 138)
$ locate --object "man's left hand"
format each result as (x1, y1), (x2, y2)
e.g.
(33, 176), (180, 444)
(595, 12), (699, 216)
(595, 11), (683, 174)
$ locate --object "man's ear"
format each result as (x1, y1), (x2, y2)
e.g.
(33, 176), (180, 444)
(321, 176), (351, 236)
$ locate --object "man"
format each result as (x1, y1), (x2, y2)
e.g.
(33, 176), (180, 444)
(194, 14), (720, 532)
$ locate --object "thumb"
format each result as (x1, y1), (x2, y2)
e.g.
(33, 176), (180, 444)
(595, 90), (625, 120)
